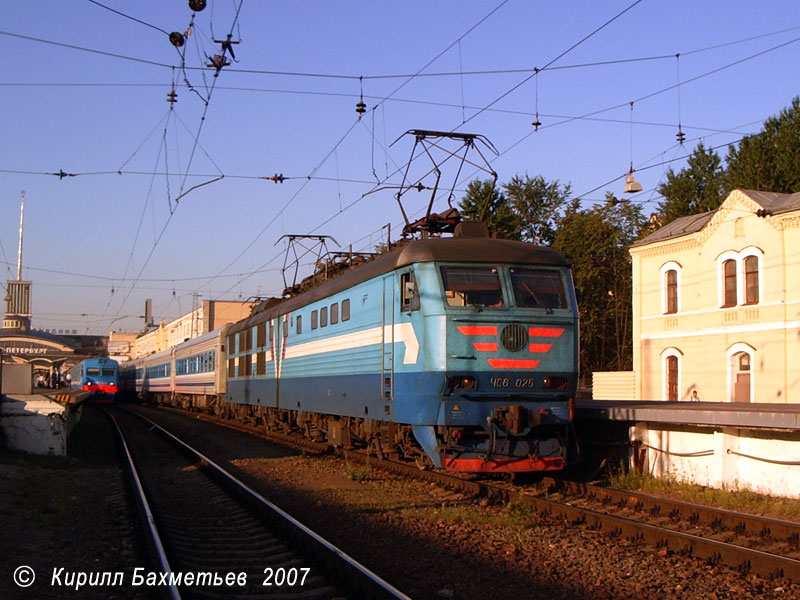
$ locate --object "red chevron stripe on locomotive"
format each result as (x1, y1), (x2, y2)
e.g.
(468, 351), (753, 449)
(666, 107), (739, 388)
(457, 325), (564, 369)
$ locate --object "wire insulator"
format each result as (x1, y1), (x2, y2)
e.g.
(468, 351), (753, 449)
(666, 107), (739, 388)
(169, 32), (185, 47)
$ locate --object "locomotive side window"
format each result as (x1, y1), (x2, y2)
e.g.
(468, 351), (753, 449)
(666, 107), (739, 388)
(342, 298), (350, 321)
(440, 266), (504, 308)
(311, 310), (318, 329)
(509, 268), (568, 311)
(401, 271), (420, 311)
(257, 322), (266, 348)
(296, 315), (303, 335)
(320, 306), (328, 327)
(330, 302), (339, 324)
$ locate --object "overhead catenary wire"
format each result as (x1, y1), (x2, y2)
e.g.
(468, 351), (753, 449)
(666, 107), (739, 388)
(4, 6), (799, 331)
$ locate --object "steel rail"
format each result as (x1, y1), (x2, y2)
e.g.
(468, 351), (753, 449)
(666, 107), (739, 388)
(120, 407), (411, 600)
(102, 408), (182, 600)
(542, 477), (800, 543)
(339, 449), (800, 582)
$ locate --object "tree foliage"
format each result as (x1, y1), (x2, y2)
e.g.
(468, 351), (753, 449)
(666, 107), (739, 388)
(656, 97), (800, 225)
(459, 179), (522, 240)
(656, 143), (729, 224)
(553, 195), (647, 376)
(504, 174), (571, 246)
(726, 96), (800, 193)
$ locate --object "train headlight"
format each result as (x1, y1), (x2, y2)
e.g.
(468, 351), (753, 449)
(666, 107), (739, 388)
(542, 376), (568, 390)
(446, 375), (476, 393)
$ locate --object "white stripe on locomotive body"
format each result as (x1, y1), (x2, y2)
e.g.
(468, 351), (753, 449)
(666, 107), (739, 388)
(283, 322), (419, 365)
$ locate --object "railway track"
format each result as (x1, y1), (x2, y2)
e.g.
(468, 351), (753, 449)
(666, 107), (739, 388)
(342, 449), (800, 583)
(150, 404), (800, 585)
(104, 406), (410, 599)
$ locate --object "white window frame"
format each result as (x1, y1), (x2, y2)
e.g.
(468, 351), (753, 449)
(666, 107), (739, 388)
(716, 248), (764, 308)
(716, 250), (739, 308)
(660, 261), (681, 314)
(726, 342), (755, 403)
(739, 246), (763, 306)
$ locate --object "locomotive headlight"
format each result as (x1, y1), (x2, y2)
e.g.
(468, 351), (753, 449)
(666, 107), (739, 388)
(542, 376), (568, 390)
(446, 375), (476, 393)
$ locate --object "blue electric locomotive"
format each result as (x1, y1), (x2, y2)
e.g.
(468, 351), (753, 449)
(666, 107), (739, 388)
(70, 357), (119, 402)
(224, 234), (578, 473)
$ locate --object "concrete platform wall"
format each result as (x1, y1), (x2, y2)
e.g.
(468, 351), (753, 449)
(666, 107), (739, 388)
(0, 393), (85, 456)
(633, 423), (800, 498)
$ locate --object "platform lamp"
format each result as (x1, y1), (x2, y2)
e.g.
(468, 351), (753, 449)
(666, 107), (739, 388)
(623, 101), (642, 194)
(623, 167), (642, 194)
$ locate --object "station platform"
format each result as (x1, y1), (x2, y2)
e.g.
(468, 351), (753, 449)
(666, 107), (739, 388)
(574, 399), (800, 499)
(576, 399), (800, 431)
(0, 389), (90, 455)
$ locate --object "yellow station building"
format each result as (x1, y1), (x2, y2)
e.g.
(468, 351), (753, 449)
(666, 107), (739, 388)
(628, 189), (800, 403)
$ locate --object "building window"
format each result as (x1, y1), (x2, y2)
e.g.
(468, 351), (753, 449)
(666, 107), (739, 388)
(744, 255), (759, 305)
(665, 269), (678, 314)
(723, 259), (737, 307)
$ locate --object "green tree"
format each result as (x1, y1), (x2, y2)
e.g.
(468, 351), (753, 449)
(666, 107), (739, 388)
(656, 143), (729, 225)
(553, 195), (647, 376)
(726, 96), (800, 193)
(459, 179), (521, 240)
(504, 174), (571, 246)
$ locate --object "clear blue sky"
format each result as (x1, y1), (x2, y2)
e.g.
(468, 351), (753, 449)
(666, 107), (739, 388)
(1, 0), (798, 335)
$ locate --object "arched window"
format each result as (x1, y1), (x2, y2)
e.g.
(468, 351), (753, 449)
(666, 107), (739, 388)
(723, 259), (737, 307)
(744, 255), (759, 305)
(665, 270), (678, 314)
(660, 261), (681, 314)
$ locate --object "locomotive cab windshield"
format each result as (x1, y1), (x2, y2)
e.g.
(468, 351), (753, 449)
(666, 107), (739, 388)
(439, 264), (571, 311)
(441, 266), (505, 308)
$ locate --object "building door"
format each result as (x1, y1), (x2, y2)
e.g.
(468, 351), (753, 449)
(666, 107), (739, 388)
(731, 352), (751, 403)
(667, 355), (678, 401)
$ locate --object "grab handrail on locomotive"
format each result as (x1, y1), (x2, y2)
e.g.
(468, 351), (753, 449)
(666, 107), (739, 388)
(119, 216), (579, 473)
